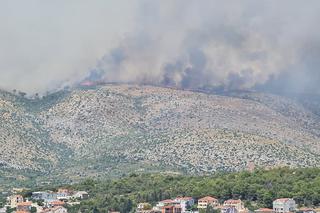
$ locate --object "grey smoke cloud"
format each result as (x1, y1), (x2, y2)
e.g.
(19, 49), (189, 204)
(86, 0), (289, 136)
(1, 0), (320, 95)
(0, 0), (136, 94)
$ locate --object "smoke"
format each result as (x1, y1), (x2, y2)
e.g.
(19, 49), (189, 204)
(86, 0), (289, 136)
(0, 0), (137, 94)
(1, 0), (320, 95)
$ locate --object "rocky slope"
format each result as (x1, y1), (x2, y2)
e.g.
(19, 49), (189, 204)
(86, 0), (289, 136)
(0, 84), (320, 183)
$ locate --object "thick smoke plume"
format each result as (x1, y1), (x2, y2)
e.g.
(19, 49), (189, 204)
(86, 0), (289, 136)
(1, 0), (320, 95)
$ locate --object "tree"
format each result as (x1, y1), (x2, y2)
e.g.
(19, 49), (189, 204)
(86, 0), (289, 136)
(30, 206), (37, 213)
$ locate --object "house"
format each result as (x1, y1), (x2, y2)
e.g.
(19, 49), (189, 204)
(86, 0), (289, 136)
(273, 198), (296, 213)
(56, 189), (72, 200)
(16, 201), (32, 212)
(32, 192), (58, 202)
(48, 200), (65, 208)
(32, 192), (46, 200)
(9, 194), (24, 208)
(155, 200), (175, 211)
(161, 205), (182, 213)
(174, 197), (194, 213)
(41, 206), (68, 213)
(73, 191), (89, 200)
(255, 208), (274, 213)
(197, 196), (219, 209)
(57, 189), (71, 195)
(223, 200), (245, 213)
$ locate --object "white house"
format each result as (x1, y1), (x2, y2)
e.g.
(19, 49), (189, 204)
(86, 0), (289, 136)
(73, 191), (89, 200)
(32, 191), (58, 202)
(174, 197), (195, 213)
(273, 198), (296, 213)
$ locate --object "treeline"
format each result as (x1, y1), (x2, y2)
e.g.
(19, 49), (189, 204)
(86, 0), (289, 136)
(66, 167), (319, 213)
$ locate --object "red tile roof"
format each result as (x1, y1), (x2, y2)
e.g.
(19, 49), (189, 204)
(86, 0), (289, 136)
(199, 196), (218, 202)
(274, 198), (291, 203)
(50, 200), (65, 206)
(17, 202), (32, 206)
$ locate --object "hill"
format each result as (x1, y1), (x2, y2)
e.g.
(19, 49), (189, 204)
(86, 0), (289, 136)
(0, 84), (320, 187)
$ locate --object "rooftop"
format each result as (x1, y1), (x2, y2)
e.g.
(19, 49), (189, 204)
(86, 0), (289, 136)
(274, 198), (292, 203)
(199, 196), (218, 202)
(50, 200), (65, 205)
(17, 202), (32, 206)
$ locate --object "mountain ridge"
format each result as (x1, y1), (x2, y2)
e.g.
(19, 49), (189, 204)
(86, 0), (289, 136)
(0, 84), (319, 186)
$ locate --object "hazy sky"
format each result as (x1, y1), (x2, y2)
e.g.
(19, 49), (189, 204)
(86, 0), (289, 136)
(1, 0), (320, 95)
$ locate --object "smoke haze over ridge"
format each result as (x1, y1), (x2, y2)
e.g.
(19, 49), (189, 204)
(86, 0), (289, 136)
(1, 0), (320, 95)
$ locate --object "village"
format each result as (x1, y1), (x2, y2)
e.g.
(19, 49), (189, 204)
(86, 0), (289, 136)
(135, 197), (319, 213)
(0, 188), (89, 213)
(1, 188), (319, 213)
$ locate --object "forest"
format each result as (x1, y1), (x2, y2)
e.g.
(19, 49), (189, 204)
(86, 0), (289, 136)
(62, 167), (320, 213)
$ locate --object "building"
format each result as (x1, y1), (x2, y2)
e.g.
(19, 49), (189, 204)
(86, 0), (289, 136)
(32, 192), (58, 202)
(152, 197), (198, 213)
(197, 196), (219, 209)
(42, 206), (68, 213)
(273, 198), (296, 213)
(56, 189), (72, 200)
(48, 200), (65, 208)
(16, 202), (32, 212)
(255, 208), (274, 213)
(9, 195), (24, 208)
(162, 205), (182, 213)
(57, 189), (71, 195)
(73, 191), (89, 200)
(16, 211), (30, 213)
(174, 197), (194, 213)
(223, 200), (244, 212)
(155, 200), (175, 211)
